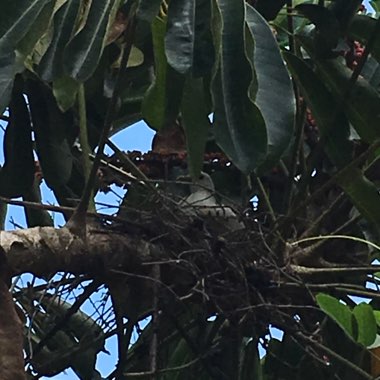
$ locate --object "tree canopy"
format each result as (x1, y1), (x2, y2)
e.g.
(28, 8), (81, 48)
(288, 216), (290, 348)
(1, 0), (380, 379)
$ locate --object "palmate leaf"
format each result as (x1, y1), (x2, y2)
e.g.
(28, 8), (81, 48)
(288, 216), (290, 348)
(211, 0), (267, 174)
(245, 4), (295, 172)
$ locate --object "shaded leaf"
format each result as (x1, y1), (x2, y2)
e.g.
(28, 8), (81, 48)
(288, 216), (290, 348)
(285, 52), (380, 228)
(353, 303), (377, 346)
(38, 0), (81, 81)
(27, 80), (73, 188)
(295, 4), (340, 56)
(63, 0), (113, 82)
(52, 75), (79, 112)
(136, 0), (162, 22)
(316, 293), (354, 339)
(349, 15), (380, 62)
(16, 0), (55, 58)
(0, 82), (34, 198)
(0, 50), (16, 116)
(240, 338), (263, 380)
(0, 0), (52, 51)
(165, 0), (195, 74)
(165, 0), (214, 77)
(211, 0), (267, 174)
(142, 17), (185, 130)
(297, 34), (380, 143)
(245, 4), (295, 171)
(181, 76), (210, 179)
(23, 174), (54, 227)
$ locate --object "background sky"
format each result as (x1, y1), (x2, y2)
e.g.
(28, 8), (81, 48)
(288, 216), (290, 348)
(0, 0), (374, 378)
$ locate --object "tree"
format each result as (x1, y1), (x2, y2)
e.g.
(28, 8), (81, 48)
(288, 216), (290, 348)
(1, 0), (380, 379)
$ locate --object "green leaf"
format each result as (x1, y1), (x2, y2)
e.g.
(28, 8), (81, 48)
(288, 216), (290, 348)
(353, 303), (377, 346)
(0, 50), (16, 116)
(27, 80), (73, 188)
(316, 293), (354, 339)
(142, 17), (185, 130)
(165, 0), (214, 76)
(211, 0), (267, 174)
(295, 4), (340, 57)
(23, 178), (54, 227)
(245, 4), (295, 171)
(240, 338), (263, 380)
(165, 0), (195, 74)
(0, 0), (52, 51)
(52, 75), (79, 112)
(181, 76), (210, 179)
(38, 0), (81, 81)
(285, 52), (380, 228)
(136, 0), (162, 22)
(63, 0), (113, 82)
(16, 0), (55, 58)
(349, 15), (380, 62)
(297, 35), (380, 143)
(0, 81), (35, 198)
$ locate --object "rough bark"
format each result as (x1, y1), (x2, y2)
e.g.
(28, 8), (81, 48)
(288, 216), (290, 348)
(0, 246), (25, 380)
(0, 226), (153, 277)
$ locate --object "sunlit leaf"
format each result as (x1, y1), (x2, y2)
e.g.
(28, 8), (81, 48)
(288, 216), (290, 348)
(353, 303), (377, 346)
(316, 294), (354, 339)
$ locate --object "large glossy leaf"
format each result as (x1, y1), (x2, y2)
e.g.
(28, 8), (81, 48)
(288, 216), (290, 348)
(0, 0), (52, 51)
(211, 0), (267, 174)
(316, 294), (354, 339)
(27, 80), (73, 188)
(181, 76), (211, 179)
(142, 17), (185, 130)
(0, 82), (34, 198)
(165, 0), (196, 75)
(63, 0), (113, 82)
(165, 0), (214, 77)
(285, 52), (380, 228)
(245, 4), (295, 171)
(38, 0), (81, 81)
(349, 15), (380, 62)
(16, 0), (55, 59)
(353, 303), (377, 346)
